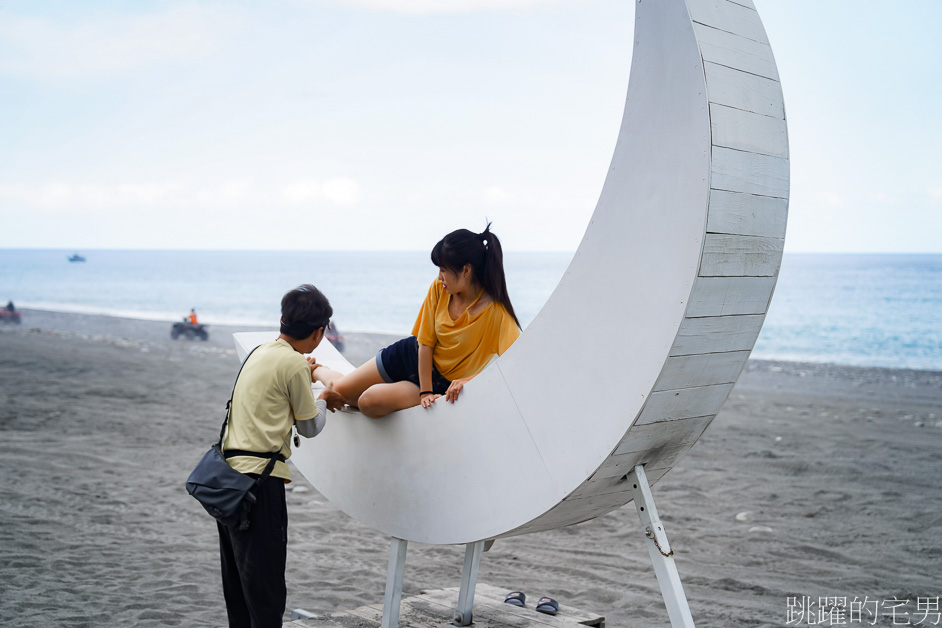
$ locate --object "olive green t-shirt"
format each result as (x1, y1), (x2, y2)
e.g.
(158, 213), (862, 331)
(223, 338), (319, 482)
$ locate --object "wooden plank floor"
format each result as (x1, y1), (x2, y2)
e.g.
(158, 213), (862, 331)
(284, 583), (605, 628)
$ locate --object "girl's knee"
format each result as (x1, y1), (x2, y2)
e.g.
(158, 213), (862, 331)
(357, 388), (386, 418)
(358, 384), (418, 419)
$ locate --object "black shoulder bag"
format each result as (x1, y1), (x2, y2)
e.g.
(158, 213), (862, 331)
(186, 347), (285, 530)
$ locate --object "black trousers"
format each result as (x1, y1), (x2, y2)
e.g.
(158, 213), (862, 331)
(217, 475), (287, 628)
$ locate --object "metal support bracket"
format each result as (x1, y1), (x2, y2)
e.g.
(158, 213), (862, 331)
(453, 541), (485, 626)
(380, 537), (408, 628)
(627, 465), (696, 628)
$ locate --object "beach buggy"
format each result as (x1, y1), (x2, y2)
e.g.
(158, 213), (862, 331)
(1, 301), (21, 324)
(171, 320), (209, 340)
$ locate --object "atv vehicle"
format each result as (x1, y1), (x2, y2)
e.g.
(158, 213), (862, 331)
(171, 320), (208, 340)
(326, 323), (345, 353)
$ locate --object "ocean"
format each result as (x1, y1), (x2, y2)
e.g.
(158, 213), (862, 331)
(1, 250), (940, 372)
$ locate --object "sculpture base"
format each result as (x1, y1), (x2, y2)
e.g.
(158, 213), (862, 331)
(285, 583), (605, 628)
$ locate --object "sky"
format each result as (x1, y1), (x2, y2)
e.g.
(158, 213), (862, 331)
(1, 0), (940, 253)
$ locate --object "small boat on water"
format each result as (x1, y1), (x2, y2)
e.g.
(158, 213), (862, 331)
(68, 254), (86, 262)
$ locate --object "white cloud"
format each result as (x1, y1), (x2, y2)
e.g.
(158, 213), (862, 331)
(0, 7), (222, 79)
(320, 0), (566, 15)
(929, 187), (942, 201)
(867, 192), (900, 204)
(0, 177), (365, 214)
(483, 185), (513, 205)
(195, 180), (256, 207)
(0, 182), (182, 212)
(282, 178), (361, 205)
(824, 193), (845, 207)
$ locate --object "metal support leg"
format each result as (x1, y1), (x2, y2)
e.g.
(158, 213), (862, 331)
(453, 541), (485, 626)
(381, 537), (408, 628)
(628, 465), (696, 628)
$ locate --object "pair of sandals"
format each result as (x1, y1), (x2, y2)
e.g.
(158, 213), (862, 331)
(504, 591), (558, 616)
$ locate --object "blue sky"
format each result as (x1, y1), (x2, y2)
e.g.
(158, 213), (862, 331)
(1, 0), (939, 252)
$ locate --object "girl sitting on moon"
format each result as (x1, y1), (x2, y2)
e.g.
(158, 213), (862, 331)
(313, 225), (521, 418)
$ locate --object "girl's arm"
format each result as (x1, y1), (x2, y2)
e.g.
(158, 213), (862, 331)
(418, 343), (439, 408)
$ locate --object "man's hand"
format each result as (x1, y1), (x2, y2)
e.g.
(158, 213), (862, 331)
(317, 381), (346, 412)
(306, 356), (322, 381)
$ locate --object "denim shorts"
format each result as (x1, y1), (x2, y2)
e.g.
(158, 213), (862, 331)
(376, 336), (451, 395)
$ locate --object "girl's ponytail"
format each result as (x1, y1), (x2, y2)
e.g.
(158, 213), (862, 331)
(478, 224), (520, 329)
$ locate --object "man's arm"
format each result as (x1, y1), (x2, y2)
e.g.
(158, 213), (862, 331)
(296, 399), (327, 438)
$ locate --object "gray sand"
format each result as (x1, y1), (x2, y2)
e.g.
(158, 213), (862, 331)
(1, 309), (940, 627)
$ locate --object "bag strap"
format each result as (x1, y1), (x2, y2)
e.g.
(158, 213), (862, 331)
(255, 455), (280, 486)
(225, 449), (285, 487)
(223, 449), (286, 462)
(217, 345), (262, 447)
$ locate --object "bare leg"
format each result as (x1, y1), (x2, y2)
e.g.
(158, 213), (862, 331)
(313, 358), (385, 407)
(358, 381), (421, 419)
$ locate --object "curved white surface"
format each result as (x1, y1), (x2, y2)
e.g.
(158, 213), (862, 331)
(235, 0), (788, 545)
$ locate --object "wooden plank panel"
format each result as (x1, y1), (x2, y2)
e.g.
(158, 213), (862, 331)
(693, 22), (779, 81)
(414, 586), (605, 628)
(591, 444), (693, 483)
(707, 188), (788, 238)
(704, 62), (783, 119)
(686, 276), (776, 316)
(688, 0), (768, 44)
(474, 583), (605, 627)
(285, 620), (350, 628)
(573, 470), (643, 499)
(337, 605), (382, 625)
(407, 595), (542, 628)
(324, 612), (381, 628)
(511, 493), (632, 534)
(398, 601), (457, 627)
(699, 233), (784, 277)
(635, 383), (734, 425)
(509, 452), (711, 532)
(670, 314), (764, 355)
(342, 582), (607, 628)
(711, 146), (789, 198)
(558, 491), (634, 516)
(613, 415), (714, 455)
(654, 351), (750, 389)
(710, 103), (788, 158)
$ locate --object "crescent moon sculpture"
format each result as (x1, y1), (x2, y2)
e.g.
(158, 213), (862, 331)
(235, 0), (786, 622)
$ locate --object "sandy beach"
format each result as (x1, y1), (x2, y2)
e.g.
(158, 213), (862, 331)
(1, 309), (940, 627)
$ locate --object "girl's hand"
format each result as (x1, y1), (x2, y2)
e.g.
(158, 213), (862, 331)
(420, 393), (441, 409)
(445, 377), (472, 403)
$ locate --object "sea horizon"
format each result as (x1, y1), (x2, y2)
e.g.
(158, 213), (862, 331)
(3, 249), (941, 372)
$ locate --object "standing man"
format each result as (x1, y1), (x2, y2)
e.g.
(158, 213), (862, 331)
(218, 284), (338, 627)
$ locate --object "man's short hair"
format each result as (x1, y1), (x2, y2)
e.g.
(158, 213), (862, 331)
(280, 284), (332, 339)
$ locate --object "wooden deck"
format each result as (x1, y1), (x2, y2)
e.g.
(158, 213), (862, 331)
(284, 583), (605, 628)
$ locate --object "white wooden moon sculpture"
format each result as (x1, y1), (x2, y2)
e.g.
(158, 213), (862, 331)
(236, 0), (787, 546)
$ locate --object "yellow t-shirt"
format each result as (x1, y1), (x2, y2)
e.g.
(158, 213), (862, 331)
(412, 279), (521, 381)
(223, 338), (319, 482)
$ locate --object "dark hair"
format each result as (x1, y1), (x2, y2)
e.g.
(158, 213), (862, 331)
(431, 223), (520, 329)
(280, 284), (332, 339)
